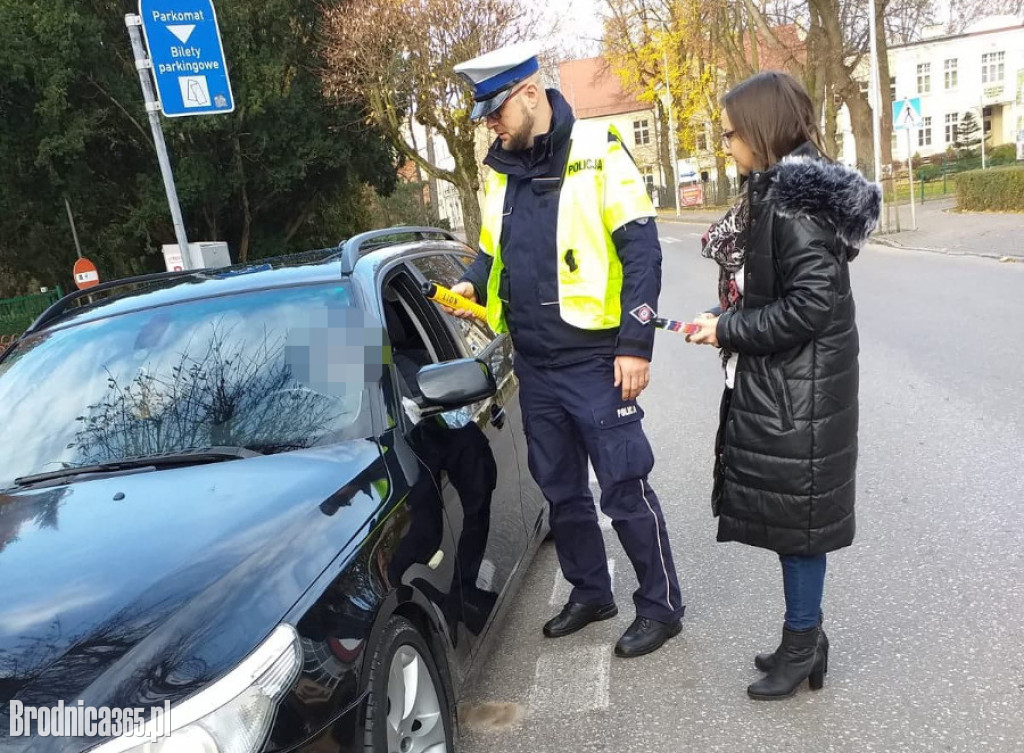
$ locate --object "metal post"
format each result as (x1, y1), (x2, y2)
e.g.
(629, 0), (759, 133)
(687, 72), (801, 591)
(980, 94), (987, 170)
(662, 45), (680, 216)
(125, 14), (191, 270)
(64, 197), (83, 259)
(906, 128), (917, 230)
(867, 0), (886, 231)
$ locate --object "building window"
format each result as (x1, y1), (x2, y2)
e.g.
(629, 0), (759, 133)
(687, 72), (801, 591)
(981, 51), (1005, 84)
(695, 131), (708, 152)
(917, 63), (931, 95)
(918, 117), (932, 147)
(634, 119), (651, 146)
(945, 112), (959, 143)
(641, 169), (655, 192)
(983, 106), (992, 139)
(890, 76), (897, 102)
(944, 59), (958, 90)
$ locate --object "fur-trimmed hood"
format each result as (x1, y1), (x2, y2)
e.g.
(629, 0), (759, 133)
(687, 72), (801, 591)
(764, 147), (882, 254)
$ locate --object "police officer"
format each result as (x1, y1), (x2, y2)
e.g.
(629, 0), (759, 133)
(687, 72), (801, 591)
(450, 42), (684, 657)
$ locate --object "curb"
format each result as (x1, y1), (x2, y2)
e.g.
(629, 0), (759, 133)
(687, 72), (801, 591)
(871, 236), (1021, 263)
(656, 215), (718, 226)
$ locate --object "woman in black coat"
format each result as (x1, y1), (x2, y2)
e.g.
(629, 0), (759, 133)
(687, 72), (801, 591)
(686, 71), (880, 700)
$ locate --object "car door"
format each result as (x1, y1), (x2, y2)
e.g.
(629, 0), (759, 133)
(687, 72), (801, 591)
(383, 258), (527, 662)
(423, 250), (548, 538)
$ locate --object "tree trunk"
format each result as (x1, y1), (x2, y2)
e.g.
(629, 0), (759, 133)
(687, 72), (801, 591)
(846, 91), (876, 176)
(823, 82), (839, 158)
(458, 182), (481, 248)
(713, 154), (730, 204)
(655, 99), (675, 201)
(875, 1), (894, 167)
(708, 119), (731, 204)
(449, 151), (481, 246)
(425, 126), (440, 218)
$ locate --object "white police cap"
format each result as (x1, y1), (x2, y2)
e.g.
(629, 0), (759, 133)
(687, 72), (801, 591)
(454, 41), (541, 121)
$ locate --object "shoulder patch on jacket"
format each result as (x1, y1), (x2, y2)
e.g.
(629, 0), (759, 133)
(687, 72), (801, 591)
(606, 125), (638, 166)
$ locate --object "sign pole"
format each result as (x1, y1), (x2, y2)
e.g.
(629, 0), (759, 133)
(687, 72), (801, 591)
(868, 0), (885, 231)
(125, 13), (191, 270)
(980, 94), (987, 170)
(906, 127), (917, 231)
(64, 197), (83, 260)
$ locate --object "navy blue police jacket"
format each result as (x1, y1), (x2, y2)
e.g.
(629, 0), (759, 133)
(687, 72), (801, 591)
(460, 90), (663, 368)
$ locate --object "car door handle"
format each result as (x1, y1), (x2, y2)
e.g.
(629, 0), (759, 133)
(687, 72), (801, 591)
(490, 403), (506, 430)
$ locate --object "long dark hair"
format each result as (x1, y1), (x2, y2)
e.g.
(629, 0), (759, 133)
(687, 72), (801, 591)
(722, 71), (828, 169)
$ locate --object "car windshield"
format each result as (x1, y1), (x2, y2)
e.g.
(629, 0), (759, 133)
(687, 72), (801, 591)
(0, 281), (381, 491)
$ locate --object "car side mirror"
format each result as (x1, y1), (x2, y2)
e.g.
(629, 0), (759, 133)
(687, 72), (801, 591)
(416, 358), (496, 408)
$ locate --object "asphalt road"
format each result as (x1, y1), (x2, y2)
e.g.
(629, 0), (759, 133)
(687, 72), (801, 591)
(456, 221), (1024, 753)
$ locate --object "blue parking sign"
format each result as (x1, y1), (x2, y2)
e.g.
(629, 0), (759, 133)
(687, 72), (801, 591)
(139, 0), (234, 117)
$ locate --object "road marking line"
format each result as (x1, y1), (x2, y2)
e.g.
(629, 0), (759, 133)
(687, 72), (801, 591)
(529, 646), (611, 717)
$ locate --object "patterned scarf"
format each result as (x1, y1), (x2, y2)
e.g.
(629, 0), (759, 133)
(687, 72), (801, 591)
(701, 197), (750, 374)
(701, 196), (750, 314)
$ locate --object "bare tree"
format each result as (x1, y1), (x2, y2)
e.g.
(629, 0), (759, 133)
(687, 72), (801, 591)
(321, 0), (534, 246)
(886, 0), (941, 44)
(949, 0), (1023, 32)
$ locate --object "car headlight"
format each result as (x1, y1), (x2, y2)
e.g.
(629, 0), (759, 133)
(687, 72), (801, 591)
(93, 624), (302, 753)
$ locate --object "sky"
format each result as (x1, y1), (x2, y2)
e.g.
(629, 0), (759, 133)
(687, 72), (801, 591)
(532, 0), (606, 60)
(531, 0), (975, 63)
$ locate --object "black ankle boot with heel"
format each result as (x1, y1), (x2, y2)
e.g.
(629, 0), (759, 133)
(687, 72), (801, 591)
(747, 625), (827, 700)
(755, 610), (828, 673)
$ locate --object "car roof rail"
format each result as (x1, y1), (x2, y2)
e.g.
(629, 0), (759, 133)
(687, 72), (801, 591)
(22, 247), (353, 337)
(23, 270), (204, 336)
(338, 226), (460, 275)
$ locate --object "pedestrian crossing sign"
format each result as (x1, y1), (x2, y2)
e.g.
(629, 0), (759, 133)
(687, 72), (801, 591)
(892, 97), (922, 130)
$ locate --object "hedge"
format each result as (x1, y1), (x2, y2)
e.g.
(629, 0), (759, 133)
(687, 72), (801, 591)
(956, 165), (1024, 212)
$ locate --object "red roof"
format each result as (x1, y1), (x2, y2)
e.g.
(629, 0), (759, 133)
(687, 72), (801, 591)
(558, 57), (649, 119)
(742, 24), (807, 73)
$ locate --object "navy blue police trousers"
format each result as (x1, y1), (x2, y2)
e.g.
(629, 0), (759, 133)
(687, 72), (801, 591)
(515, 354), (684, 623)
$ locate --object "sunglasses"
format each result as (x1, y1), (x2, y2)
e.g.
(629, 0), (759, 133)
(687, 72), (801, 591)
(485, 82), (530, 122)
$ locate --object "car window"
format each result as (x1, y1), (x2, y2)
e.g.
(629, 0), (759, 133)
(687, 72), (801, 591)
(0, 282), (379, 490)
(408, 253), (496, 358)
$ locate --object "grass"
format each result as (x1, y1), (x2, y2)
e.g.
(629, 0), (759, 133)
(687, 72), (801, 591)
(885, 176), (957, 204)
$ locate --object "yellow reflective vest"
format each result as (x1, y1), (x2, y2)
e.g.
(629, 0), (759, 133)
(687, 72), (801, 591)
(478, 120), (656, 333)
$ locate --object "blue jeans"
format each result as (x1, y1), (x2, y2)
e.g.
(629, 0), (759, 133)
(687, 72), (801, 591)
(779, 554), (827, 630)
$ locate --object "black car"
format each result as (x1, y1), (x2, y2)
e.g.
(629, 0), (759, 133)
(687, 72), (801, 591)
(0, 228), (548, 753)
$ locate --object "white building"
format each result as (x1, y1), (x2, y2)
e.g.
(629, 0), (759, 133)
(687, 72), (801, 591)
(840, 16), (1024, 165)
(399, 119), (467, 231)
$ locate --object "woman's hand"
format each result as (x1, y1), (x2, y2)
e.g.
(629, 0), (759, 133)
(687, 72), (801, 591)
(686, 313), (720, 348)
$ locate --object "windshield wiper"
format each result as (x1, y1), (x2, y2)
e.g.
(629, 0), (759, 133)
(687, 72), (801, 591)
(11, 447), (263, 489)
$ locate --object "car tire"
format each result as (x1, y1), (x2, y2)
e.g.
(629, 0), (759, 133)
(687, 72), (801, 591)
(364, 616), (454, 753)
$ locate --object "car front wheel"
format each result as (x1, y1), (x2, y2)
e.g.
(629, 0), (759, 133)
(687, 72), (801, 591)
(364, 616), (453, 753)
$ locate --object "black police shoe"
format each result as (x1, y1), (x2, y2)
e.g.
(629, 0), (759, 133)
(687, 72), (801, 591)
(543, 602), (618, 638)
(614, 616), (682, 658)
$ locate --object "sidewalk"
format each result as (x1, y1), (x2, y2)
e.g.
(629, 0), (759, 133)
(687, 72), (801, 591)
(661, 198), (1023, 261)
(656, 207), (728, 226)
(873, 197), (1023, 260)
